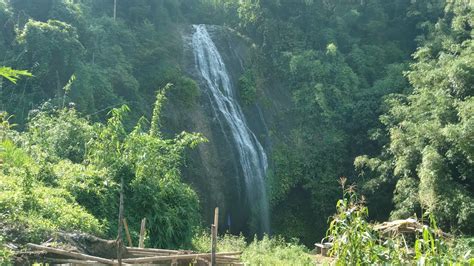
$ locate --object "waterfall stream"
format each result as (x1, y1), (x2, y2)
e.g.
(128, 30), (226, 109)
(191, 24), (270, 233)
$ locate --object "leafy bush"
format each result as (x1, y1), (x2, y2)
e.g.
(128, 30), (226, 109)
(54, 160), (118, 223)
(86, 90), (206, 248)
(0, 172), (103, 243)
(25, 107), (93, 163)
(173, 76), (200, 107)
(0, 91), (205, 249)
(238, 70), (257, 105)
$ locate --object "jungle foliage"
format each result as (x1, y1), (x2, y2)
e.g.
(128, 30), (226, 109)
(0, 0), (472, 262)
(0, 89), (205, 251)
(213, 0), (473, 245)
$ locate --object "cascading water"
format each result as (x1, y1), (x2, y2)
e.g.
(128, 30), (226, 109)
(191, 24), (270, 233)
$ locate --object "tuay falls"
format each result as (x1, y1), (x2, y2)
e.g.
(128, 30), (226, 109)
(191, 24), (270, 234)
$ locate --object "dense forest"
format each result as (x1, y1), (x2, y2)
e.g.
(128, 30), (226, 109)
(0, 0), (472, 264)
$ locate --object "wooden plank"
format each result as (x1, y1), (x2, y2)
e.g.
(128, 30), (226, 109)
(122, 218), (133, 247)
(27, 243), (115, 265)
(138, 218), (146, 248)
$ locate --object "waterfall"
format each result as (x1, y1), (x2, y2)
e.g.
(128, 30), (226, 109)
(191, 24), (270, 233)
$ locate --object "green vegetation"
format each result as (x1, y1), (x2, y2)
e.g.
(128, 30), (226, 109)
(355, 1), (474, 234)
(238, 70), (257, 105)
(0, 0), (194, 124)
(326, 178), (473, 265)
(0, 235), (13, 264)
(224, 0), (473, 246)
(192, 231), (313, 265)
(0, 88), (205, 249)
(0, 0), (472, 264)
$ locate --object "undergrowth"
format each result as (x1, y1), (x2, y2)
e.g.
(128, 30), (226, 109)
(192, 230), (313, 265)
(326, 177), (473, 265)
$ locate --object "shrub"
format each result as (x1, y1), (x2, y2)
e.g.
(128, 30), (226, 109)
(25, 107), (93, 163)
(238, 70), (257, 105)
(0, 125), (104, 244)
(0, 173), (103, 243)
(242, 235), (313, 265)
(87, 97), (206, 248)
(54, 160), (118, 223)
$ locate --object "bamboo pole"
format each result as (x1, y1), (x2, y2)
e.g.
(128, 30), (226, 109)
(117, 175), (124, 266)
(126, 247), (181, 254)
(211, 207), (219, 266)
(122, 218), (132, 247)
(122, 252), (239, 264)
(42, 258), (106, 265)
(138, 218), (146, 248)
(211, 224), (217, 266)
(127, 250), (171, 256)
(215, 255), (241, 261)
(27, 243), (115, 265)
(126, 247), (240, 256)
(214, 207), (219, 233)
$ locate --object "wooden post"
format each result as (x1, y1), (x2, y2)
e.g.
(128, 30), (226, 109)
(139, 218), (146, 248)
(211, 224), (217, 266)
(122, 218), (132, 247)
(214, 207), (219, 233)
(117, 175), (124, 266)
(211, 207), (219, 266)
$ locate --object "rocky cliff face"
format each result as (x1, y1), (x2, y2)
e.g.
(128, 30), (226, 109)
(159, 25), (262, 233)
(162, 24), (292, 235)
